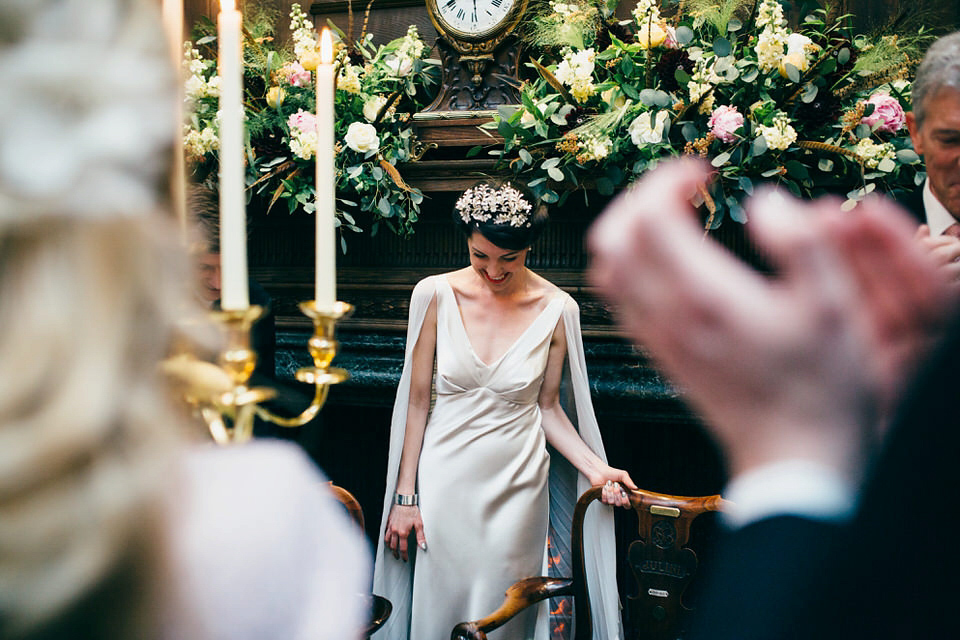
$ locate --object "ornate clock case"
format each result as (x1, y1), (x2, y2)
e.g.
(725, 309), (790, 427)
(419, 0), (529, 114)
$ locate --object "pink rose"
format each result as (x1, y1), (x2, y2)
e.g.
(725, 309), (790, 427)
(861, 92), (906, 133)
(287, 109), (316, 134)
(284, 61), (312, 88)
(708, 105), (744, 144)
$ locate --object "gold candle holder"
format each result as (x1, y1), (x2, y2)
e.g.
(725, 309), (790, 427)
(207, 305), (277, 444)
(253, 300), (352, 427)
(169, 301), (352, 445)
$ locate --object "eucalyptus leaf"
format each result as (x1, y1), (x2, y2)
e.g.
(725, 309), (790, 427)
(738, 176), (754, 195)
(713, 37), (732, 57)
(711, 151), (732, 167)
(371, 166), (384, 181)
(541, 189), (559, 204)
(752, 136), (768, 157)
(682, 123), (699, 142)
(378, 197), (392, 215)
(674, 68), (691, 86)
(818, 159), (835, 172)
(727, 18), (742, 32)
(896, 149), (921, 164)
(729, 200), (747, 223)
(784, 63), (800, 83)
(542, 157), (561, 170)
(675, 26), (694, 45)
(877, 158), (897, 173)
(761, 167), (782, 177)
(855, 123), (872, 139)
(801, 83), (819, 103)
(837, 47), (851, 65)
(741, 67), (759, 83)
(519, 148), (534, 165)
(547, 166), (565, 182)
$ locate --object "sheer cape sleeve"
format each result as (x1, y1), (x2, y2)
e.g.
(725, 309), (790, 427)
(547, 293), (622, 640)
(371, 276), (437, 638)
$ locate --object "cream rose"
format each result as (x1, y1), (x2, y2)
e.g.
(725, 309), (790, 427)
(363, 95), (389, 122)
(344, 122), (381, 154)
(628, 110), (670, 146)
(266, 86), (286, 109)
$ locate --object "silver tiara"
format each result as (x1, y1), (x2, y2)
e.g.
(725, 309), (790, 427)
(455, 184), (533, 228)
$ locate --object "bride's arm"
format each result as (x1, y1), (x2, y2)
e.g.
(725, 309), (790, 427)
(538, 318), (636, 507)
(384, 293), (438, 561)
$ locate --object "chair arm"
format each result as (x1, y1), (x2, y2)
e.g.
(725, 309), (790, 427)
(367, 594), (392, 636)
(450, 577), (574, 640)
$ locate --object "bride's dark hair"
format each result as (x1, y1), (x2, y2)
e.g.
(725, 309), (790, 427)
(452, 180), (549, 250)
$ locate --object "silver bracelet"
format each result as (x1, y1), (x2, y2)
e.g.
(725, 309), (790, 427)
(394, 493), (419, 506)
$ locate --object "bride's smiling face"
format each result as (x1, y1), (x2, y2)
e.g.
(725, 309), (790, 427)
(468, 232), (529, 289)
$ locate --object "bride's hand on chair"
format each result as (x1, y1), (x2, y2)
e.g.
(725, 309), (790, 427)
(385, 504), (427, 562)
(591, 467), (637, 508)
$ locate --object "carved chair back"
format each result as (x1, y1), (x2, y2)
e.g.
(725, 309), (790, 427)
(451, 486), (724, 640)
(570, 487), (725, 640)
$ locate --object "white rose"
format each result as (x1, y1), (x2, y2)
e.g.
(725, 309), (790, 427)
(386, 54), (413, 77)
(363, 95), (389, 122)
(628, 110), (670, 146)
(344, 122), (381, 154)
(785, 32), (812, 55)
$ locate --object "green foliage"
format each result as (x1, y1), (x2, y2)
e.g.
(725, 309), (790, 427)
(480, 0), (927, 223)
(183, 5), (438, 246)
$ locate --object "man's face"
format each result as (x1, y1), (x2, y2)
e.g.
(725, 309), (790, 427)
(195, 252), (221, 303)
(907, 87), (960, 219)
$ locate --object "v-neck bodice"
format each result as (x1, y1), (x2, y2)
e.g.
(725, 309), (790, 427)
(434, 275), (565, 404)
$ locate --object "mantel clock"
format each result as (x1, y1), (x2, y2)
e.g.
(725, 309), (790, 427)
(419, 0), (529, 115)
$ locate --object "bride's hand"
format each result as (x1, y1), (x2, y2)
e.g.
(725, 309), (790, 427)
(384, 504), (427, 562)
(590, 467), (637, 508)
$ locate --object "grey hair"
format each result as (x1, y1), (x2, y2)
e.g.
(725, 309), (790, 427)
(911, 31), (960, 128)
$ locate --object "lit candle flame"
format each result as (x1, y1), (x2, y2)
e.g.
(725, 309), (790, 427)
(320, 27), (334, 65)
(220, 0), (235, 11)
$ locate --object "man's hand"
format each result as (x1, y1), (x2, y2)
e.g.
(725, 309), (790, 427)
(588, 159), (952, 481)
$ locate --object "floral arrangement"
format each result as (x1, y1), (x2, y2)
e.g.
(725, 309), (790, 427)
(484, 0), (930, 225)
(183, 3), (438, 244)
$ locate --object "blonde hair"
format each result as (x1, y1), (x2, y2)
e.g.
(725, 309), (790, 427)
(0, 216), (193, 639)
(0, 0), (194, 636)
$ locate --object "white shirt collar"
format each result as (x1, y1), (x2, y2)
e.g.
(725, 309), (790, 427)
(923, 178), (958, 236)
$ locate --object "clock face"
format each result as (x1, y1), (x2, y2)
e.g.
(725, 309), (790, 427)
(434, 0), (517, 38)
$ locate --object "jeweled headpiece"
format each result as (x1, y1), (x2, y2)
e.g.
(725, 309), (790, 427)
(455, 184), (533, 228)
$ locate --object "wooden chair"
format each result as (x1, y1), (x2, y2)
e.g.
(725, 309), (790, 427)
(328, 483), (392, 638)
(451, 486), (725, 640)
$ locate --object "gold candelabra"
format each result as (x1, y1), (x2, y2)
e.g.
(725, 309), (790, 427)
(169, 300), (352, 444)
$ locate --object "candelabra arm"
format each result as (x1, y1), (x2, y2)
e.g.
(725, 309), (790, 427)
(253, 300), (352, 427)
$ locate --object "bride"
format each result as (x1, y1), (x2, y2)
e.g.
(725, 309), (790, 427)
(373, 181), (635, 639)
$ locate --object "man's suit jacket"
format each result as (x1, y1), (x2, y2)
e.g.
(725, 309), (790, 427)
(689, 312), (960, 639)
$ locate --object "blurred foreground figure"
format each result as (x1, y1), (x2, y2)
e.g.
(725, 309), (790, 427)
(0, 1), (368, 639)
(589, 158), (958, 639)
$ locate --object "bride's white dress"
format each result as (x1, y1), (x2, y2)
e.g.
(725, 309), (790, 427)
(373, 275), (622, 640)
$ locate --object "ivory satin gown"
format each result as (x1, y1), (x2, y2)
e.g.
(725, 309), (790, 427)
(374, 275), (623, 640)
(408, 276), (564, 638)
